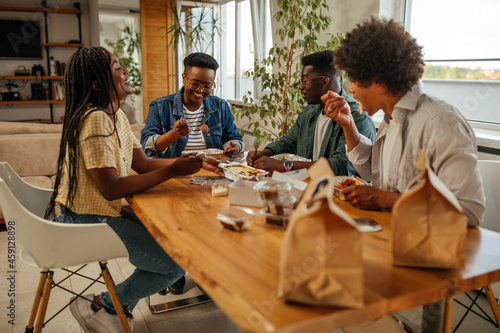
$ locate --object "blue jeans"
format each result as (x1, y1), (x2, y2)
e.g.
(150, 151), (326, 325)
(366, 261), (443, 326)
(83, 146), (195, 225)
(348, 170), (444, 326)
(57, 207), (184, 311)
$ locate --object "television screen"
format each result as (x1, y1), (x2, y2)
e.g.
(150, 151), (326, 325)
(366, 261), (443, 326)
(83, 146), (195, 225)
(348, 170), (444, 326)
(0, 19), (42, 59)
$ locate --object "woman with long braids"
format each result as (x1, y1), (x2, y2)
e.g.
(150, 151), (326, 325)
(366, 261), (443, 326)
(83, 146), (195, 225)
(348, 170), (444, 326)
(45, 47), (210, 332)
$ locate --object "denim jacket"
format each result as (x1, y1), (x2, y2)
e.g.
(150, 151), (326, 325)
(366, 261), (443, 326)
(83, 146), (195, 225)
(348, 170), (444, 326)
(141, 87), (244, 158)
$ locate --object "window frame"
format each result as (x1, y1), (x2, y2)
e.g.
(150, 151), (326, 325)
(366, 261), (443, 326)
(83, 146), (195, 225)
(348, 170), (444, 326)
(402, 0), (500, 131)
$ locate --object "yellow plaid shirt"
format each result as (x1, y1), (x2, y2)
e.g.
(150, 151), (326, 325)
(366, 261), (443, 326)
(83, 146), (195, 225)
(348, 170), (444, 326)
(56, 108), (141, 217)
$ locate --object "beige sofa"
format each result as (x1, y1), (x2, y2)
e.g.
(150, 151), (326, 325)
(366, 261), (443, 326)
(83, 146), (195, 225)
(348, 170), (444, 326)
(0, 121), (144, 218)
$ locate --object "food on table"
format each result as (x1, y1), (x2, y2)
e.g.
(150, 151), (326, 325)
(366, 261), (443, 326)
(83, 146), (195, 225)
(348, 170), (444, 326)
(271, 153), (311, 162)
(337, 177), (362, 188)
(253, 180), (294, 228)
(216, 207), (255, 232)
(264, 214), (288, 228)
(211, 184), (228, 197)
(334, 176), (368, 200)
(219, 217), (244, 231)
(226, 165), (267, 178)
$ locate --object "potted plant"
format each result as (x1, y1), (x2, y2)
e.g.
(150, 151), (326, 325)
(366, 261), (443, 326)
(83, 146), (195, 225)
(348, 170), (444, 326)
(105, 23), (142, 123)
(105, 24), (141, 95)
(233, 0), (343, 146)
(166, 3), (221, 57)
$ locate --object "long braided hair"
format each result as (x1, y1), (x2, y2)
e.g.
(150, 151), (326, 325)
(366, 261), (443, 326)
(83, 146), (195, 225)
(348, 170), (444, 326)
(45, 47), (121, 220)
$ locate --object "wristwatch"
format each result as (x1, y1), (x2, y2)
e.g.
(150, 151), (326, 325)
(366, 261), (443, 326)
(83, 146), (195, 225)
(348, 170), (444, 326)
(284, 160), (294, 172)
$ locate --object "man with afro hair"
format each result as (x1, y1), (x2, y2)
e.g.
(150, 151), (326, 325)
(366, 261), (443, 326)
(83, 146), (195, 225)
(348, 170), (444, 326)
(323, 17), (484, 228)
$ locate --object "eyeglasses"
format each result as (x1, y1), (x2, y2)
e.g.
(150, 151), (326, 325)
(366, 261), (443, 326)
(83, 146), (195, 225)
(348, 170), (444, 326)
(185, 76), (216, 93)
(299, 76), (328, 86)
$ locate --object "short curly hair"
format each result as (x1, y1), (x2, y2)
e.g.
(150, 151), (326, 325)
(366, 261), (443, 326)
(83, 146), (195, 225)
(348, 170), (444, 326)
(334, 17), (424, 95)
(301, 50), (339, 79)
(184, 52), (219, 73)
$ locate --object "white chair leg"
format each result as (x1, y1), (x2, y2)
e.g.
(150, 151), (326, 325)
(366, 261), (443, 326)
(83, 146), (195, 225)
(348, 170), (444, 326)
(484, 284), (500, 332)
(26, 272), (48, 333)
(34, 270), (54, 333)
(99, 262), (132, 333)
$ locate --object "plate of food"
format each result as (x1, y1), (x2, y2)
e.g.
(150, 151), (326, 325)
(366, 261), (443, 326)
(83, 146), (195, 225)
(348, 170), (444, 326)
(221, 163), (268, 181)
(271, 153), (312, 162)
(334, 176), (369, 200)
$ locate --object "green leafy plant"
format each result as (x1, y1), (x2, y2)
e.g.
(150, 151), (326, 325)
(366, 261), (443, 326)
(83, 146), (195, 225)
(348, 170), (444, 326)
(166, 4), (221, 57)
(105, 24), (142, 95)
(233, 0), (343, 145)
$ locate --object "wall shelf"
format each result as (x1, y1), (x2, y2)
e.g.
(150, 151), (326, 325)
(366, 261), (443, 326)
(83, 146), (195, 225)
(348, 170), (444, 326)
(0, 3), (82, 122)
(0, 76), (65, 80)
(44, 43), (84, 48)
(0, 6), (82, 15)
(0, 100), (65, 105)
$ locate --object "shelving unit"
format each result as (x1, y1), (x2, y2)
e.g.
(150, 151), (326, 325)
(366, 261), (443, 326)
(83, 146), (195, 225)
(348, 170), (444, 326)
(0, 3), (83, 122)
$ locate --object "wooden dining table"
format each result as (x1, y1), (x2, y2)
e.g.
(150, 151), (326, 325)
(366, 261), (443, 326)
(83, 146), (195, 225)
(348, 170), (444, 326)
(129, 169), (500, 333)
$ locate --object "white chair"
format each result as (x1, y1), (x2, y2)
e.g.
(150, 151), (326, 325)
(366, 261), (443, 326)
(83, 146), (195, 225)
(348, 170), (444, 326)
(444, 160), (500, 332)
(0, 162), (131, 333)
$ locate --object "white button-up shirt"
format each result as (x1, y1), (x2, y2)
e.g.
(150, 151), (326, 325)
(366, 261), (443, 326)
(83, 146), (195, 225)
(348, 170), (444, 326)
(347, 83), (485, 227)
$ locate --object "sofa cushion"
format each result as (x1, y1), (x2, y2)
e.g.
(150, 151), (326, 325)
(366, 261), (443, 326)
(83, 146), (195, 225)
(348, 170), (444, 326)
(0, 122), (63, 135)
(0, 133), (61, 177)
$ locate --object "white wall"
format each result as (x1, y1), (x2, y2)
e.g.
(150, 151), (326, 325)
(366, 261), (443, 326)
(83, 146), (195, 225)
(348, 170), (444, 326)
(0, 0), (93, 122)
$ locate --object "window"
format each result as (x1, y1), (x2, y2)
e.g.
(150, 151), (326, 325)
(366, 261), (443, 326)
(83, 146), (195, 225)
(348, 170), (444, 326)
(174, 2), (219, 91)
(175, 0), (273, 101)
(405, 0), (500, 124)
(220, 0), (273, 100)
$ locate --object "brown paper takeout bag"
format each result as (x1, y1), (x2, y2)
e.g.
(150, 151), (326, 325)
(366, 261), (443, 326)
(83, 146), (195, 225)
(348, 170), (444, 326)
(278, 158), (364, 308)
(392, 151), (467, 269)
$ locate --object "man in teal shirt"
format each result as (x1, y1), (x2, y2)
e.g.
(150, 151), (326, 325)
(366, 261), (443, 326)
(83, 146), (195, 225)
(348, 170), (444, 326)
(247, 50), (376, 176)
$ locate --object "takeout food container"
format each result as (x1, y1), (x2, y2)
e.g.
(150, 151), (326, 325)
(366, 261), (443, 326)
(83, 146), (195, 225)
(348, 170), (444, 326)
(221, 162), (268, 181)
(216, 206), (256, 231)
(211, 183), (229, 197)
(181, 148), (223, 155)
(253, 207), (293, 229)
(253, 180), (297, 228)
(271, 153), (312, 162)
(228, 180), (261, 207)
(334, 176), (368, 200)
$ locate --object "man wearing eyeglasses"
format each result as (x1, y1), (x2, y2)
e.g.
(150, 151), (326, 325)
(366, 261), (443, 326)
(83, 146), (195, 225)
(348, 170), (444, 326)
(141, 52), (244, 159)
(247, 50), (376, 176)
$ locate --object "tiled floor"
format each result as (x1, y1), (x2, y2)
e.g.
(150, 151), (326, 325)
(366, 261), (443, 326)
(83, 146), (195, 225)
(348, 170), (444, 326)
(0, 229), (498, 333)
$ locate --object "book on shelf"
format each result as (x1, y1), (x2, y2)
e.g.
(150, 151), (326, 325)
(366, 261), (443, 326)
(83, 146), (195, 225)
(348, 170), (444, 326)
(51, 82), (65, 100)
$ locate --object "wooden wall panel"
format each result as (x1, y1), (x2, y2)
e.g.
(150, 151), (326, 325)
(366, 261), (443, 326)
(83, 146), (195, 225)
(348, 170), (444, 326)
(140, 0), (176, 120)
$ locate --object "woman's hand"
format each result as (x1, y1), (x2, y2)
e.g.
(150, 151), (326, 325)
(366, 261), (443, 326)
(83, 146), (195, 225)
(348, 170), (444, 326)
(169, 156), (202, 176)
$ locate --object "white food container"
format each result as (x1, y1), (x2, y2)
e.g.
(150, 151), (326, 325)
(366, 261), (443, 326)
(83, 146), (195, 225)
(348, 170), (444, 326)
(228, 180), (261, 207)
